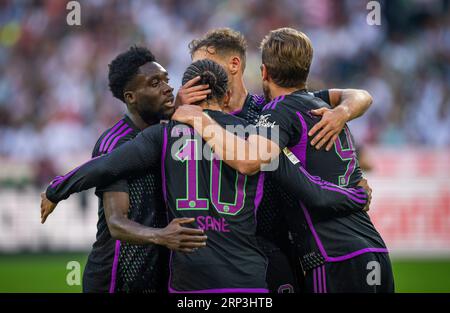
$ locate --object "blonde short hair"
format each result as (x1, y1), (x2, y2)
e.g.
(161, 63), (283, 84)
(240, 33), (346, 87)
(260, 27), (313, 87)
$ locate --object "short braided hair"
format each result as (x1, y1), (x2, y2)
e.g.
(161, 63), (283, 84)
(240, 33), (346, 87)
(182, 59), (228, 103)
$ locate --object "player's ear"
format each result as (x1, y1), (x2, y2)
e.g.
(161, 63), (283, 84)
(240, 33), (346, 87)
(228, 56), (240, 75)
(261, 64), (269, 81)
(124, 91), (136, 105)
(223, 90), (231, 107)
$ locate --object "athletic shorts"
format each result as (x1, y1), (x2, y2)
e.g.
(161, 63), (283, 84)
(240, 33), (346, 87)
(304, 252), (394, 293)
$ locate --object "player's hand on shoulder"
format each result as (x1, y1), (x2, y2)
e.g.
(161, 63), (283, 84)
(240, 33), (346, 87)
(155, 217), (207, 253)
(40, 192), (57, 224)
(308, 106), (349, 151)
(171, 104), (204, 126)
(175, 76), (211, 107)
(357, 178), (372, 212)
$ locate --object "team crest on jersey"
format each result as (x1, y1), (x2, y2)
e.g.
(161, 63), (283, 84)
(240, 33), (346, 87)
(255, 114), (276, 128)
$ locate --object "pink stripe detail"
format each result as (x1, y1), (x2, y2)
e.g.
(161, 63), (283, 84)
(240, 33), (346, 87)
(102, 124), (129, 153)
(50, 156), (102, 188)
(270, 95), (285, 109)
(169, 287), (269, 294)
(252, 94), (265, 106)
(50, 169), (79, 188)
(290, 112), (308, 167)
(109, 240), (121, 293)
(167, 250), (173, 293)
(313, 268), (317, 293)
(107, 128), (133, 153)
(326, 248), (389, 262)
(298, 167), (367, 203)
(263, 96), (281, 111)
(229, 108), (242, 116)
(317, 265), (322, 293)
(319, 186), (367, 204)
(300, 201), (389, 262)
(322, 265), (327, 293)
(302, 169), (367, 198)
(99, 120), (124, 152)
(300, 201), (329, 259)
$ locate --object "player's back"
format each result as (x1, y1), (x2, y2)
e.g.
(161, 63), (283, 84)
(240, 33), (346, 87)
(260, 90), (387, 270)
(162, 110), (268, 293)
(265, 91), (361, 186)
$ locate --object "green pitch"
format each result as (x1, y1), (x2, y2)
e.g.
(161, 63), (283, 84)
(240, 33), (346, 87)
(0, 253), (449, 293)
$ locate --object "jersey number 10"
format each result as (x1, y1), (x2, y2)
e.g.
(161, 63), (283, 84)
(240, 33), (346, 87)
(174, 139), (247, 215)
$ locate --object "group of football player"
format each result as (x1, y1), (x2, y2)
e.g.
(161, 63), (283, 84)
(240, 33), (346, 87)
(40, 27), (394, 293)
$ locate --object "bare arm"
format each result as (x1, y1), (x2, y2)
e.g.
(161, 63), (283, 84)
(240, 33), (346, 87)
(104, 191), (207, 252)
(328, 89), (372, 116)
(172, 105), (278, 175)
(309, 89), (372, 151)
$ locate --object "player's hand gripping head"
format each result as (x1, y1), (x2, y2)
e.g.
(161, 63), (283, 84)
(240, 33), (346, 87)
(182, 59), (229, 105)
(173, 59), (230, 124)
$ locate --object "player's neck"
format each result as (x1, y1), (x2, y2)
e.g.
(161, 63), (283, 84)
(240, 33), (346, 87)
(270, 83), (306, 99)
(227, 76), (248, 113)
(126, 112), (154, 130)
(200, 100), (222, 112)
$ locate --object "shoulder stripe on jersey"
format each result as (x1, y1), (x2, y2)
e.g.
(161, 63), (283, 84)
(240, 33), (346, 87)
(262, 95), (285, 110)
(106, 128), (133, 153)
(262, 96), (279, 111)
(270, 95), (285, 110)
(99, 120), (124, 152)
(252, 94), (265, 106)
(102, 124), (130, 153)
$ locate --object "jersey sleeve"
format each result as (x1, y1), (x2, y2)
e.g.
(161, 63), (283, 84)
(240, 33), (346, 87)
(46, 124), (164, 203)
(92, 133), (130, 197)
(272, 151), (368, 221)
(312, 89), (331, 105)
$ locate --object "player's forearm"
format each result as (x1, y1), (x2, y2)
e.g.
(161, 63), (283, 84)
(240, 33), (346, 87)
(330, 89), (372, 120)
(107, 214), (161, 245)
(46, 156), (112, 203)
(297, 166), (368, 217)
(273, 154), (367, 219)
(46, 143), (148, 203)
(193, 113), (264, 175)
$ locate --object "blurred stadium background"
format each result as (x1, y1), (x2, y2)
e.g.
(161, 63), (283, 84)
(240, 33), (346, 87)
(0, 0), (449, 292)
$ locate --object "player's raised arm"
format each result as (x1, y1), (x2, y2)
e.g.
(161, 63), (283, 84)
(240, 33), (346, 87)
(44, 125), (163, 205)
(309, 89), (373, 151)
(175, 75), (211, 106)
